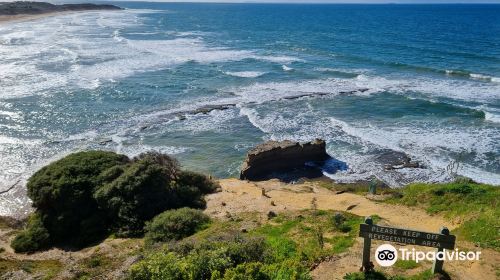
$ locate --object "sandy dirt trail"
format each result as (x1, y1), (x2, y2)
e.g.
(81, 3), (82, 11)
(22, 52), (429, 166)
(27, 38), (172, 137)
(206, 179), (499, 280)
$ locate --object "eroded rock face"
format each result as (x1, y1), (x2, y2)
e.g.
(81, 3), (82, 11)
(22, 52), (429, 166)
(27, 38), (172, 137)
(240, 139), (331, 181)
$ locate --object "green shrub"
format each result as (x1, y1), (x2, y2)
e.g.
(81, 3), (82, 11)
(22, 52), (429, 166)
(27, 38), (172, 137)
(128, 252), (184, 280)
(222, 262), (269, 280)
(15, 150), (219, 251)
(27, 151), (129, 246)
(145, 208), (210, 243)
(129, 235), (272, 280)
(260, 260), (312, 280)
(11, 214), (50, 253)
(95, 153), (219, 237)
(128, 249), (233, 280)
(221, 260), (312, 280)
(94, 153), (181, 236)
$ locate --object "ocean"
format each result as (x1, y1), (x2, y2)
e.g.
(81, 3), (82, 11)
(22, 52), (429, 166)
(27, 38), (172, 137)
(0, 3), (499, 216)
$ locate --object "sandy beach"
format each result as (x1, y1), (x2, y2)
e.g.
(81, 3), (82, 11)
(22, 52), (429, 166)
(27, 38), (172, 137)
(0, 11), (75, 25)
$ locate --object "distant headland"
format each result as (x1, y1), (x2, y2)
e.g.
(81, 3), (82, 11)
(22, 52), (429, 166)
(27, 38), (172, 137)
(0, 1), (121, 23)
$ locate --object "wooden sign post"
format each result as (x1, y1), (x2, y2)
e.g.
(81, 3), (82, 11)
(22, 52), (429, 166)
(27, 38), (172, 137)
(359, 216), (456, 274)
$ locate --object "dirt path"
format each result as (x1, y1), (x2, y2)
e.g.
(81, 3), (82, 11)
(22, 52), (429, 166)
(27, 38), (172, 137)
(207, 179), (455, 231)
(206, 179), (499, 280)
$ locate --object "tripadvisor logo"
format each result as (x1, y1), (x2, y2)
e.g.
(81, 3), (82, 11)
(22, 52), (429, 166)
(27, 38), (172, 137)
(374, 244), (481, 266)
(375, 244), (398, 266)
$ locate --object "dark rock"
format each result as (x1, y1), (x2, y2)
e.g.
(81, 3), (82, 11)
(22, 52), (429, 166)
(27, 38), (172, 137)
(346, 204), (357, 211)
(174, 103), (236, 120)
(98, 139), (113, 145)
(376, 150), (422, 170)
(193, 104), (235, 115)
(281, 88), (369, 101)
(0, 1), (122, 16)
(267, 211), (277, 219)
(240, 139), (331, 181)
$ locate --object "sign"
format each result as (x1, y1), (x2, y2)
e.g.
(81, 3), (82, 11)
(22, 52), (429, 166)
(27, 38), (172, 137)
(358, 216), (456, 275)
(359, 224), (456, 249)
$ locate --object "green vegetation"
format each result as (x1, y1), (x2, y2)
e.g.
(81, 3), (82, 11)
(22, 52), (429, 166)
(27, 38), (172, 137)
(129, 210), (361, 280)
(5, 165), (498, 279)
(344, 270), (434, 280)
(10, 213), (50, 253)
(0, 258), (63, 280)
(145, 208), (211, 244)
(316, 180), (397, 195)
(394, 260), (420, 270)
(386, 181), (499, 250)
(11, 151), (219, 253)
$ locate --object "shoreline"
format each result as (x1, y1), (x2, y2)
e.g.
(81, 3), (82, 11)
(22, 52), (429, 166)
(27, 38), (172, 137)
(0, 11), (78, 25)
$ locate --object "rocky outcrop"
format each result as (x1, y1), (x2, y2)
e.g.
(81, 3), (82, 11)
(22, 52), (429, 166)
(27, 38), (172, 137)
(376, 150), (421, 170)
(240, 139), (331, 181)
(0, 1), (121, 16)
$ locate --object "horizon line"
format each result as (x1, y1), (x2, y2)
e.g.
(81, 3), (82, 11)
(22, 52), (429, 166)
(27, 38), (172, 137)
(103, 1), (500, 4)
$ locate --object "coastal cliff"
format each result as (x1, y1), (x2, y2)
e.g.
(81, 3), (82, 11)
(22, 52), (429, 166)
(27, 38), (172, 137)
(240, 139), (331, 181)
(0, 1), (121, 16)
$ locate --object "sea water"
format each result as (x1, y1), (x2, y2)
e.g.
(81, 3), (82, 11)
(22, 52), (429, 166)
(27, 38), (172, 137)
(0, 3), (499, 216)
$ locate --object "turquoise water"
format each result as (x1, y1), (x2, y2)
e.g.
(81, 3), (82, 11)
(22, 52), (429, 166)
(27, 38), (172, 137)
(0, 3), (499, 215)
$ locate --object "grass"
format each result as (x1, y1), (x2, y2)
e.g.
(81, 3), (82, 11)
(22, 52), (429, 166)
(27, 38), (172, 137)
(316, 180), (399, 196)
(0, 258), (63, 280)
(127, 209), (363, 279)
(394, 260), (420, 270)
(253, 210), (363, 263)
(385, 181), (499, 250)
(344, 270), (434, 280)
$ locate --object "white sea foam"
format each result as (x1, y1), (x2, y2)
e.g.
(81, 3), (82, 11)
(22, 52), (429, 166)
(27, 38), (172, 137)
(469, 73), (500, 83)
(118, 144), (188, 158)
(233, 96), (500, 185)
(352, 74), (500, 103)
(445, 70), (500, 83)
(282, 65), (293, 71)
(484, 112), (500, 123)
(315, 67), (368, 75)
(224, 71), (266, 78)
(326, 117), (500, 184)
(0, 10), (301, 99)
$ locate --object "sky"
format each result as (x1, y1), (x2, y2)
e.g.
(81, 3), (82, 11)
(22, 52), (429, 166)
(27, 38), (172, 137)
(9, 0), (500, 3)
(104, 0), (500, 3)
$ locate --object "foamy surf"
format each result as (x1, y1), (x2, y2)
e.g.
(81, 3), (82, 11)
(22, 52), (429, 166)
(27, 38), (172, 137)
(224, 71), (266, 78)
(0, 10), (302, 98)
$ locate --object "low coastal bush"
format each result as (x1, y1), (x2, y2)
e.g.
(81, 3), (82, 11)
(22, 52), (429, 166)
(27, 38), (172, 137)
(12, 151), (219, 252)
(128, 235), (311, 280)
(144, 208), (210, 243)
(11, 214), (50, 253)
(129, 210), (361, 280)
(222, 260), (312, 280)
(27, 151), (129, 247)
